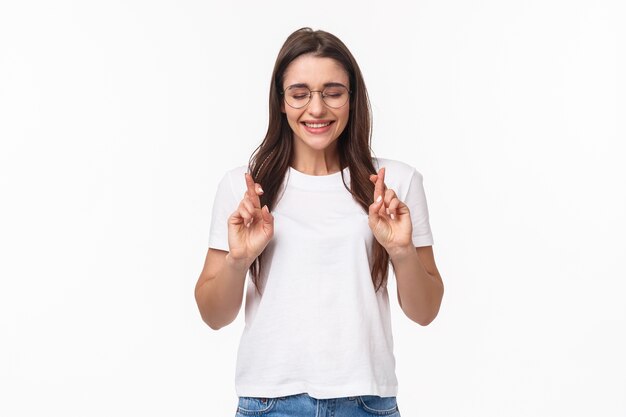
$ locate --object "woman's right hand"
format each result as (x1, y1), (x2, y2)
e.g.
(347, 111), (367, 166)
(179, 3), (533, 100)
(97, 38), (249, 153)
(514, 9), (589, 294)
(227, 172), (275, 263)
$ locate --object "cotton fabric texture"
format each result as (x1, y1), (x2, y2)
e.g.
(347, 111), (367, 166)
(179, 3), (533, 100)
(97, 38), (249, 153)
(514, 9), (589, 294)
(208, 157), (434, 399)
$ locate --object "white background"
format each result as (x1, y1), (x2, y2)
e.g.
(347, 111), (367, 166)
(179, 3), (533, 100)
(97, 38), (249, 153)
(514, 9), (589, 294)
(1, 1), (624, 416)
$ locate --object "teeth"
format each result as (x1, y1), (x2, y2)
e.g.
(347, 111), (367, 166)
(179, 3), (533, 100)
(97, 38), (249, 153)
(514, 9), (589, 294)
(305, 122), (331, 128)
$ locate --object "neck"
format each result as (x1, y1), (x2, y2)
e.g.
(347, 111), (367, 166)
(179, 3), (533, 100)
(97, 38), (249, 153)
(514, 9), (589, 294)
(291, 140), (342, 176)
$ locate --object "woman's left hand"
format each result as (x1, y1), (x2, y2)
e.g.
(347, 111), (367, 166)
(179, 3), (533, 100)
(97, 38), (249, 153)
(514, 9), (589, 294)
(368, 167), (413, 252)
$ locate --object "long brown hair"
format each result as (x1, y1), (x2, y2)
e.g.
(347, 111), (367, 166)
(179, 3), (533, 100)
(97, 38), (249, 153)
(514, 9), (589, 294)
(248, 27), (390, 292)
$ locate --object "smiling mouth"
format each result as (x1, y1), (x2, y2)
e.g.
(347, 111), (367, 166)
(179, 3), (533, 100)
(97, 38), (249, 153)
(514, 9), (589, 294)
(303, 121), (333, 128)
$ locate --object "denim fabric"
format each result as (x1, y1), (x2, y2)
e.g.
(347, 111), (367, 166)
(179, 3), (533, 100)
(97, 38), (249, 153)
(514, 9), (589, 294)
(235, 393), (400, 417)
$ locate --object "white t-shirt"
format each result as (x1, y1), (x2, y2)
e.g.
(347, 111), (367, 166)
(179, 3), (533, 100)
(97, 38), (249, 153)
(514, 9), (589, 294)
(208, 157), (434, 399)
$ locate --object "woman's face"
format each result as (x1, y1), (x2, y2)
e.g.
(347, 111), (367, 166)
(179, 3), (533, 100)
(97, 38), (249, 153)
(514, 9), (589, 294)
(281, 54), (350, 155)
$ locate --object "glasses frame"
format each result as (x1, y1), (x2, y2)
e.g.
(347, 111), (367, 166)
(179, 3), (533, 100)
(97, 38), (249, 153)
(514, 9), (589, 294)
(281, 84), (352, 109)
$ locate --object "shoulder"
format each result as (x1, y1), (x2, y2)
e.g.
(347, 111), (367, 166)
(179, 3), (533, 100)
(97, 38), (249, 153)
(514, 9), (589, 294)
(216, 164), (248, 197)
(372, 157), (423, 185)
(222, 164), (248, 177)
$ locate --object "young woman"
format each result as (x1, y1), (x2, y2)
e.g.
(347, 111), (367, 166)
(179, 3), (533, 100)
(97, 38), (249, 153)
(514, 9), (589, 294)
(195, 27), (444, 417)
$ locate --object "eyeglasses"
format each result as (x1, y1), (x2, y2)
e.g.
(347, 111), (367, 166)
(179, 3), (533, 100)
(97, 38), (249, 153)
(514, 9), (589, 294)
(281, 84), (351, 109)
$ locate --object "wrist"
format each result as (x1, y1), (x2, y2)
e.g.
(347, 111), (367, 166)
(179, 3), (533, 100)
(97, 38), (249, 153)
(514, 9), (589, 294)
(386, 244), (416, 262)
(225, 253), (254, 271)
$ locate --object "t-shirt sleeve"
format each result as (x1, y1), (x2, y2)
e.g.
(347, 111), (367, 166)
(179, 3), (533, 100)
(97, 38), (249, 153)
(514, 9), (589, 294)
(403, 168), (435, 247)
(208, 170), (239, 251)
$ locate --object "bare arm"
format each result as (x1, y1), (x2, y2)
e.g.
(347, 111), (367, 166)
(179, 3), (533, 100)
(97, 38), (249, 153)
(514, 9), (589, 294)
(195, 172), (273, 330)
(194, 248), (254, 330)
(368, 168), (443, 326)
(389, 245), (444, 326)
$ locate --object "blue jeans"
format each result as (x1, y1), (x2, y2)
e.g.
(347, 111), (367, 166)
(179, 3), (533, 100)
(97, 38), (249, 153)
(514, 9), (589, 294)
(235, 393), (400, 416)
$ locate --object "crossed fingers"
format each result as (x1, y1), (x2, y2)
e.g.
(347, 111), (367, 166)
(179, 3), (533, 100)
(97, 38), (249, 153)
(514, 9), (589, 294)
(370, 167), (400, 220)
(240, 172), (264, 227)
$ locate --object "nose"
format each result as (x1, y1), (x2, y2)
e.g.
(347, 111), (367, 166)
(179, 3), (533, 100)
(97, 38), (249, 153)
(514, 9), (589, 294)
(306, 91), (326, 116)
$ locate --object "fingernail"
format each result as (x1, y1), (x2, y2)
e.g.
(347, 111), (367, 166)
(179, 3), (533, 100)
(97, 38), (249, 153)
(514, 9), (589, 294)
(390, 213), (395, 220)
(257, 186), (264, 193)
(376, 195), (382, 203)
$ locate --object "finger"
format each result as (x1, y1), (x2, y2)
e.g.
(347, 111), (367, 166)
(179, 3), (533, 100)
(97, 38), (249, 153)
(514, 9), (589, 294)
(229, 209), (245, 226)
(241, 191), (261, 224)
(242, 195), (256, 216)
(369, 194), (384, 219)
(384, 188), (396, 206)
(244, 172), (262, 208)
(233, 208), (252, 228)
(261, 205), (275, 232)
(237, 202), (254, 227)
(261, 205), (273, 223)
(374, 167), (386, 201)
(383, 189), (395, 218)
(379, 167), (387, 190)
(387, 197), (400, 220)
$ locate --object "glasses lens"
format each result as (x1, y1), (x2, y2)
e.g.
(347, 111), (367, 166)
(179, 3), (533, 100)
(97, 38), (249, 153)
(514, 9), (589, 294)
(322, 86), (349, 108)
(285, 87), (311, 109)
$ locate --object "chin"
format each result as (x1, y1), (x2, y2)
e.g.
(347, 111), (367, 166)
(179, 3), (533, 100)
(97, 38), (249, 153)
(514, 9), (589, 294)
(300, 136), (337, 150)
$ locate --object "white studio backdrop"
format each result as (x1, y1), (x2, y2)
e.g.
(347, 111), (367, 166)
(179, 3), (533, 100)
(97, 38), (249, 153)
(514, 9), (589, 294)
(1, 1), (624, 416)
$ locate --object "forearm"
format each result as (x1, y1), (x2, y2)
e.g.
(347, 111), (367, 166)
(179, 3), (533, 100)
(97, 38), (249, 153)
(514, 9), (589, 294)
(388, 245), (444, 326)
(195, 254), (251, 330)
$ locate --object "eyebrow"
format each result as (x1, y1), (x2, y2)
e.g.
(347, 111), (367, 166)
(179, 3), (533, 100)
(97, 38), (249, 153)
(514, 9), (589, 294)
(285, 82), (349, 89)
